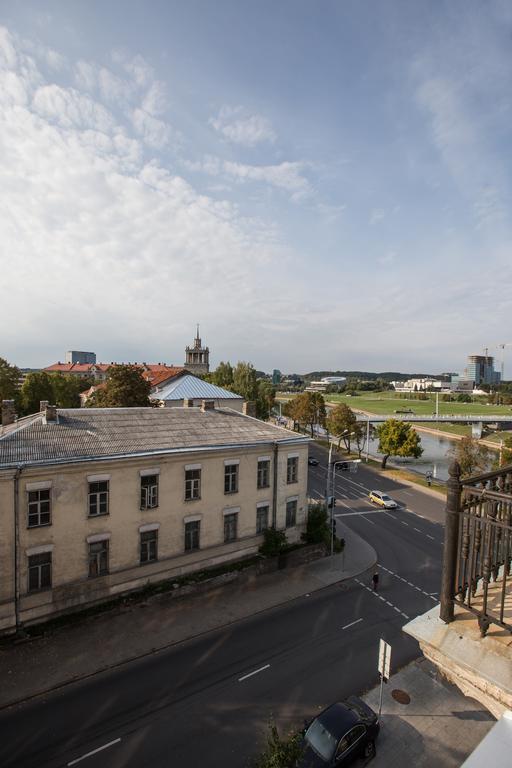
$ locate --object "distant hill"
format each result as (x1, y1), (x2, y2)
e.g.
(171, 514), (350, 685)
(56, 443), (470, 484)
(302, 371), (446, 382)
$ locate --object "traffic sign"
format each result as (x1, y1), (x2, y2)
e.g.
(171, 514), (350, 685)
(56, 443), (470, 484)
(378, 638), (391, 682)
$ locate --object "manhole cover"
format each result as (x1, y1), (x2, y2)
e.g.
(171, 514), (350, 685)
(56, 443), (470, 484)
(391, 689), (411, 705)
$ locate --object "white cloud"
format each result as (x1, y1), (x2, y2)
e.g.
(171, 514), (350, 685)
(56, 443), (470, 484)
(209, 105), (276, 146)
(131, 108), (169, 148)
(33, 84), (117, 133)
(223, 160), (311, 199)
(142, 80), (167, 116)
(370, 208), (385, 225)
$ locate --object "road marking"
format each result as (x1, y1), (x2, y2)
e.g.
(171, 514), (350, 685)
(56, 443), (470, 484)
(393, 606), (401, 613)
(426, 534), (435, 540)
(342, 618), (363, 630)
(67, 739), (121, 766)
(360, 514), (376, 525)
(401, 521), (408, 526)
(386, 601), (393, 606)
(382, 511), (397, 520)
(403, 491), (414, 497)
(401, 612), (410, 619)
(413, 527), (421, 533)
(238, 663), (270, 682)
(378, 595), (385, 601)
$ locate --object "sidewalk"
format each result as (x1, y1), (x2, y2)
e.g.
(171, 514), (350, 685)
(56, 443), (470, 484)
(0, 520), (376, 709)
(361, 658), (495, 767)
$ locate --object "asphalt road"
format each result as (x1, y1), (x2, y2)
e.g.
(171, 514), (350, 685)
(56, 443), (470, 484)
(0, 448), (446, 768)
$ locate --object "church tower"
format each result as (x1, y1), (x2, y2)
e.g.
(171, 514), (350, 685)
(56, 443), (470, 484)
(184, 325), (210, 375)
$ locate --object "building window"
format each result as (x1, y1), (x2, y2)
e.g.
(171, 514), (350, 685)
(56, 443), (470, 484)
(224, 464), (239, 494)
(88, 481), (109, 517)
(28, 552), (52, 591)
(185, 469), (201, 501)
(256, 505), (269, 534)
(184, 520), (200, 551)
(27, 489), (51, 528)
(224, 512), (238, 542)
(257, 460), (270, 489)
(140, 530), (158, 563)
(88, 540), (109, 577)
(287, 457), (298, 484)
(141, 475), (158, 510)
(286, 500), (297, 528)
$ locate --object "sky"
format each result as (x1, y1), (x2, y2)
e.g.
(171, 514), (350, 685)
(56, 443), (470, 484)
(1, 1), (512, 375)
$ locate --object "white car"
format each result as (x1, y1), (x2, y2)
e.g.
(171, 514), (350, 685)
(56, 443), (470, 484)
(368, 490), (398, 509)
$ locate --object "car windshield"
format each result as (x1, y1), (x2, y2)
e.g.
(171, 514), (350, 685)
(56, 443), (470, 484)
(305, 718), (338, 761)
(381, 495), (391, 501)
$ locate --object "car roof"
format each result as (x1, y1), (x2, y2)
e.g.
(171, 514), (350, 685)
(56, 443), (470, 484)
(315, 702), (360, 737)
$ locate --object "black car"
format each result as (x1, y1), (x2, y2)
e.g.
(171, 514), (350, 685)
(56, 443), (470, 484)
(298, 696), (379, 766)
(308, 457), (319, 466)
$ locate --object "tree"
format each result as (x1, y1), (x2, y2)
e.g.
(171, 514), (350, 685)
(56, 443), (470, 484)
(52, 374), (93, 408)
(377, 419), (423, 469)
(231, 361), (258, 401)
(0, 358), (21, 420)
(256, 380), (275, 420)
(252, 721), (304, 768)
(210, 361), (234, 388)
(20, 372), (55, 415)
(86, 365), (151, 407)
(326, 403), (357, 452)
(448, 436), (489, 477)
(285, 392), (326, 436)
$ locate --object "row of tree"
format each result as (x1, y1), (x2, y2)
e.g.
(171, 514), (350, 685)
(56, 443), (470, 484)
(205, 361), (275, 419)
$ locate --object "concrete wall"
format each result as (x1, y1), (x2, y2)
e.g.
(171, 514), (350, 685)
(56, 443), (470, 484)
(0, 442), (308, 631)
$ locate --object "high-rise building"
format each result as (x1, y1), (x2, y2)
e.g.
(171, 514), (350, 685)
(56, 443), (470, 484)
(452, 354), (501, 389)
(65, 351), (96, 364)
(272, 369), (281, 386)
(184, 326), (210, 375)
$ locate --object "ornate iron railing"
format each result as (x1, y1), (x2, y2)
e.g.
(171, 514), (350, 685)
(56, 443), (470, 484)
(441, 462), (512, 636)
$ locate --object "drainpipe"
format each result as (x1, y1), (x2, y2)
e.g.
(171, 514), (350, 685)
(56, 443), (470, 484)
(272, 442), (279, 528)
(14, 465), (23, 632)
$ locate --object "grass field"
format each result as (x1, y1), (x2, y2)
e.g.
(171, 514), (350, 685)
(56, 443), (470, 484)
(324, 392), (512, 418)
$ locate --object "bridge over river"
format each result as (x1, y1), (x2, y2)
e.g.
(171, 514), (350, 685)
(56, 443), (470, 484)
(354, 413), (512, 424)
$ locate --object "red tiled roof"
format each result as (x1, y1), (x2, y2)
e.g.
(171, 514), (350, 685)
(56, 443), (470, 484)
(45, 362), (188, 387)
(144, 367), (187, 387)
(44, 363), (110, 373)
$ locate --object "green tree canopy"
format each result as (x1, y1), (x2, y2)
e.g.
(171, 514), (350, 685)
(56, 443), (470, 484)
(377, 419), (423, 469)
(285, 392), (326, 436)
(0, 358), (21, 419)
(86, 365), (151, 407)
(210, 361), (234, 388)
(256, 379), (275, 420)
(20, 372), (55, 415)
(448, 436), (489, 477)
(52, 374), (93, 408)
(231, 361), (258, 401)
(326, 403), (357, 452)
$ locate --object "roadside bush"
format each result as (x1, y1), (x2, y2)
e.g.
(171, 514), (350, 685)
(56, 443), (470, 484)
(259, 527), (287, 557)
(304, 504), (329, 544)
(252, 721), (304, 768)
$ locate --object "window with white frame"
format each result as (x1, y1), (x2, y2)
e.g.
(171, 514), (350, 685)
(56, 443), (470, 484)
(286, 499), (297, 528)
(88, 481), (109, 516)
(28, 552), (52, 591)
(88, 540), (109, 577)
(224, 464), (239, 494)
(140, 530), (158, 563)
(287, 456), (298, 484)
(27, 489), (51, 528)
(224, 512), (238, 542)
(184, 520), (200, 551)
(257, 459), (270, 489)
(141, 475), (158, 509)
(256, 504), (269, 534)
(185, 468), (201, 500)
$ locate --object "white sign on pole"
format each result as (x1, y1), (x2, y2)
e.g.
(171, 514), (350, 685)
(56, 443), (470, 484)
(378, 639), (391, 682)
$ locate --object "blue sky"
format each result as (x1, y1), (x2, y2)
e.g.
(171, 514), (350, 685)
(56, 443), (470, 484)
(1, 1), (511, 374)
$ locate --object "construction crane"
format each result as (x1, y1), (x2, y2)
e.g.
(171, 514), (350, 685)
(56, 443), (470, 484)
(497, 343), (512, 381)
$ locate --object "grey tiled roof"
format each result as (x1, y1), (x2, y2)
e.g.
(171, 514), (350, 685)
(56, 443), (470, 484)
(0, 408), (308, 468)
(152, 374), (243, 401)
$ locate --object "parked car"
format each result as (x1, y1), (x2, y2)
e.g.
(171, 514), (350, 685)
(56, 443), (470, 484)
(298, 696), (379, 766)
(308, 457), (319, 466)
(368, 490), (397, 509)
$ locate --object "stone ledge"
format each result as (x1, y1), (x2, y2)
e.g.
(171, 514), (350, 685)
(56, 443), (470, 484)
(404, 605), (512, 718)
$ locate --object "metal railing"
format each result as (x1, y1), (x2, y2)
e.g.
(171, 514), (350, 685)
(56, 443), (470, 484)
(441, 462), (512, 636)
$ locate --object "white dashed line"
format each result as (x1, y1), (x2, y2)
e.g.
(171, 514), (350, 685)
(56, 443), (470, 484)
(360, 515), (376, 525)
(413, 527), (421, 533)
(238, 664), (270, 682)
(342, 618), (363, 630)
(68, 740), (121, 766)
(401, 521), (408, 526)
(426, 534), (435, 540)
(393, 606), (401, 613)
(382, 511), (398, 520)
(386, 601), (393, 606)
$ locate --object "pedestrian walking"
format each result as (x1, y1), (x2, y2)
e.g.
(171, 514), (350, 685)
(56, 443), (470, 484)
(372, 572), (379, 591)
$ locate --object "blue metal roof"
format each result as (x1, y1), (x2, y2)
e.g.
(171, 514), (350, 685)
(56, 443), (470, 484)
(152, 374), (243, 402)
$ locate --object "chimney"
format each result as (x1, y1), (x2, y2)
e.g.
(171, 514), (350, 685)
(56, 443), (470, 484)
(243, 401), (257, 417)
(40, 400), (49, 412)
(44, 405), (58, 424)
(183, 398), (195, 408)
(1, 400), (16, 427)
(201, 400), (215, 411)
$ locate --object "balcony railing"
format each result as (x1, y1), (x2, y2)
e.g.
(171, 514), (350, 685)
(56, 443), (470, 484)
(441, 462), (512, 636)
